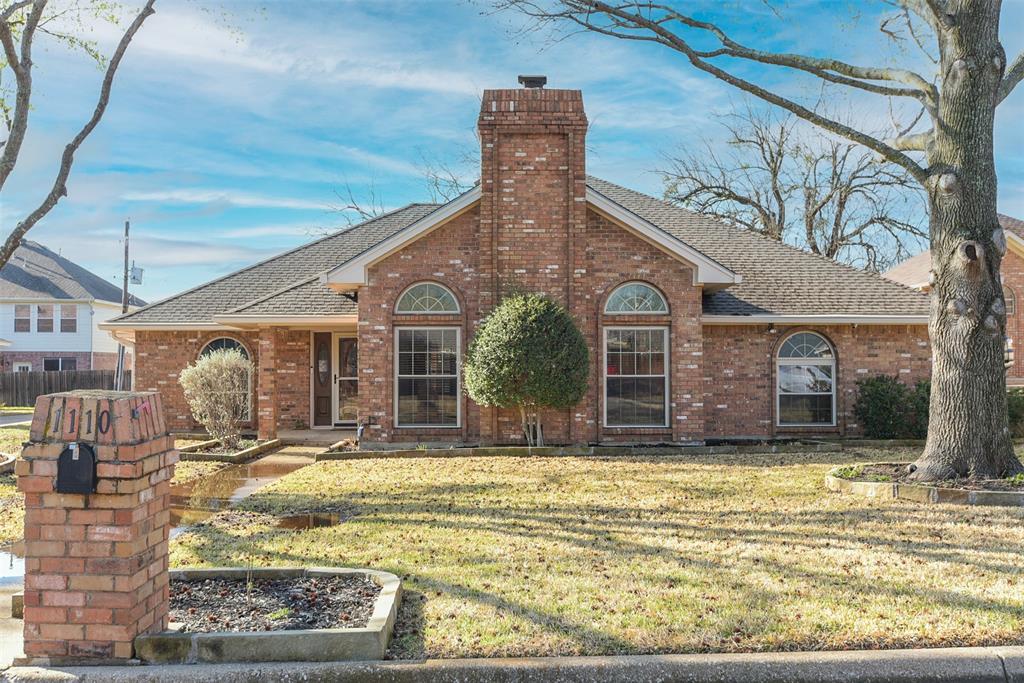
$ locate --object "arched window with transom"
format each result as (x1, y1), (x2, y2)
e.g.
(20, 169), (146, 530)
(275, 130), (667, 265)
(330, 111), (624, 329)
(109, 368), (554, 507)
(1005, 286), (1016, 317)
(776, 331), (836, 427)
(395, 282), (460, 314)
(604, 282), (669, 314)
(198, 337), (252, 421)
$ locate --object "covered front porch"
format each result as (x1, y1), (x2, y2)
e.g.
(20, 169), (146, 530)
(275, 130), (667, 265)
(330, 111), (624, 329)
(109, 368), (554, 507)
(245, 320), (361, 441)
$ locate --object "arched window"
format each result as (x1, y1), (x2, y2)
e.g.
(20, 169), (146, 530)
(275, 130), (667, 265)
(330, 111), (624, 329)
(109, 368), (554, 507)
(200, 337), (250, 359)
(1005, 286), (1016, 317)
(198, 337), (252, 421)
(604, 282), (669, 314)
(395, 282), (460, 314)
(776, 332), (835, 427)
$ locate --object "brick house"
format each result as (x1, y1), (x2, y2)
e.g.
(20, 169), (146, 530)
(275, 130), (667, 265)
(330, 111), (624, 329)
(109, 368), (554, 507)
(885, 213), (1024, 384)
(103, 81), (931, 445)
(1, 241), (144, 372)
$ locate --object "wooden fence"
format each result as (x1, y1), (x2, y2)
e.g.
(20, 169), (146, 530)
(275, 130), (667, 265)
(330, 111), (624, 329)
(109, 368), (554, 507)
(0, 370), (131, 407)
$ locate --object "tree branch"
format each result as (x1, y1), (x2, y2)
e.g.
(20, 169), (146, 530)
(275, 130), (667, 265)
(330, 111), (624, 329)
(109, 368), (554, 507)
(999, 50), (1024, 104)
(0, 0), (32, 21)
(547, 0), (930, 184)
(0, 0), (44, 192)
(0, 0), (155, 267)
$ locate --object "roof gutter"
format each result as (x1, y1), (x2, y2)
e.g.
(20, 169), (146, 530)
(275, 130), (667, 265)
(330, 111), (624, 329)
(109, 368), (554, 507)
(702, 314), (929, 325)
(211, 315), (358, 329)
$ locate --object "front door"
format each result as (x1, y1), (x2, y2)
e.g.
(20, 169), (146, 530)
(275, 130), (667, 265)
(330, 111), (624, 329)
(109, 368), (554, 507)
(335, 337), (358, 425)
(312, 333), (332, 426)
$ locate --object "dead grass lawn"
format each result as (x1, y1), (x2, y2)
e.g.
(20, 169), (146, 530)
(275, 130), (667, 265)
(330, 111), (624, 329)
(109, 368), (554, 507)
(169, 449), (1024, 659)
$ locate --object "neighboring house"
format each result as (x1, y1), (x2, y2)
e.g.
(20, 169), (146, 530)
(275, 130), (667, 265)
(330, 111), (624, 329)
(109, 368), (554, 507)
(0, 241), (145, 372)
(884, 214), (1024, 384)
(104, 81), (931, 445)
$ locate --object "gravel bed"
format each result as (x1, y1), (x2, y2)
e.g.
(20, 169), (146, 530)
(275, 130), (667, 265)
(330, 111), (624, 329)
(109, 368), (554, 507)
(170, 575), (381, 632)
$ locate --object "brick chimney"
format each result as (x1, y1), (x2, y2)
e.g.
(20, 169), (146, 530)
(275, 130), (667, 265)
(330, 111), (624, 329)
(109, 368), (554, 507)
(477, 77), (588, 312)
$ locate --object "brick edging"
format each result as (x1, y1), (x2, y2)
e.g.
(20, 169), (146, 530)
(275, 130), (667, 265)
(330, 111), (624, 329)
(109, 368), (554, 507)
(4, 645), (1023, 682)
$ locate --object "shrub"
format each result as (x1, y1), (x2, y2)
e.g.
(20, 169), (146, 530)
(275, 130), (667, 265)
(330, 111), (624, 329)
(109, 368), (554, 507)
(179, 348), (254, 449)
(464, 293), (588, 446)
(853, 375), (914, 439)
(1007, 389), (1024, 438)
(908, 379), (931, 439)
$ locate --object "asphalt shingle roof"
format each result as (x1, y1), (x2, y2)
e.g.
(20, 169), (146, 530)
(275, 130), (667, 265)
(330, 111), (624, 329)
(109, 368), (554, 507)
(883, 214), (1024, 290)
(113, 204), (439, 324)
(0, 241), (146, 306)
(586, 177), (929, 316)
(114, 178), (931, 324)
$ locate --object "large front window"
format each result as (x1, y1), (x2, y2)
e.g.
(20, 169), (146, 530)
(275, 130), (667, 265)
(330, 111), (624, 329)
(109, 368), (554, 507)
(604, 327), (668, 427)
(396, 327), (460, 427)
(776, 332), (836, 426)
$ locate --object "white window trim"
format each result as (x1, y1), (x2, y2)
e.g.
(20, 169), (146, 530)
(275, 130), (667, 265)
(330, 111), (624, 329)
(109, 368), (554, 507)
(36, 304), (54, 334)
(394, 326), (461, 429)
(394, 282), (461, 315)
(13, 362), (31, 372)
(604, 281), (669, 315)
(13, 304), (31, 334)
(775, 333), (837, 428)
(199, 337), (253, 422)
(602, 326), (670, 429)
(59, 303), (78, 333)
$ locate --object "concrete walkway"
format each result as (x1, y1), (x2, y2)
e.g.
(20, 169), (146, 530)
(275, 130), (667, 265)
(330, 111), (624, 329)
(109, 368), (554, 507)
(3, 646), (1024, 682)
(0, 582), (23, 670)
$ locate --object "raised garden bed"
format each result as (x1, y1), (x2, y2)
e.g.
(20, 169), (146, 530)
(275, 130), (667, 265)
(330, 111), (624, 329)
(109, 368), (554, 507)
(179, 438), (281, 463)
(827, 462), (1024, 506)
(0, 452), (15, 475)
(135, 567), (401, 664)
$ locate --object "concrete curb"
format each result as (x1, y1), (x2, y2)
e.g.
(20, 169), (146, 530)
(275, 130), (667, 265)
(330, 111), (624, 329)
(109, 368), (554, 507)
(4, 646), (1024, 682)
(315, 442), (840, 462)
(826, 466), (1024, 507)
(133, 567), (401, 664)
(178, 439), (281, 464)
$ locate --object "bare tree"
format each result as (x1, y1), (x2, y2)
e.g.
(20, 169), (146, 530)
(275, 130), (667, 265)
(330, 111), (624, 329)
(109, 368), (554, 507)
(497, 0), (1024, 480)
(313, 152), (476, 237)
(663, 106), (926, 271)
(0, 0), (156, 268)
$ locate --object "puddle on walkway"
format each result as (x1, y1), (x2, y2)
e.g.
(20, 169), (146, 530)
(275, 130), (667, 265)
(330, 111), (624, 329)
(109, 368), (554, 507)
(170, 451), (314, 538)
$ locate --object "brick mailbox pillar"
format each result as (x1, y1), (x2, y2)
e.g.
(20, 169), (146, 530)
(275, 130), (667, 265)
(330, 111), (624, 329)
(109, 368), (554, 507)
(15, 390), (178, 665)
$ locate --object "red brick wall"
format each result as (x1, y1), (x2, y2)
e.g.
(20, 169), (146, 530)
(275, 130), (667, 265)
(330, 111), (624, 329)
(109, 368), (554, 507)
(135, 331), (252, 432)
(1001, 248), (1024, 380)
(359, 207), (482, 444)
(702, 324), (932, 438)
(476, 88), (588, 444)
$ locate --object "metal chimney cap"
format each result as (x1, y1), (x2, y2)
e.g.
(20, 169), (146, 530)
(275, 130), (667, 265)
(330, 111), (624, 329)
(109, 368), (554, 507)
(518, 75), (547, 88)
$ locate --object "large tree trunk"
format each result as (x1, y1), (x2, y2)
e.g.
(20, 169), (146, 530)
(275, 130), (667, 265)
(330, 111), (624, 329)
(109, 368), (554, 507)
(912, 0), (1024, 481)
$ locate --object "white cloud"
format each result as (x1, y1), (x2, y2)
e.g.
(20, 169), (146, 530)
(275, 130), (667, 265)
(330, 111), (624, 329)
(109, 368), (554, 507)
(121, 189), (327, 211)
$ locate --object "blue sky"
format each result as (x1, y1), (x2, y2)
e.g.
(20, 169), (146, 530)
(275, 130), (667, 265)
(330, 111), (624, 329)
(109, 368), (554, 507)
(3, 0), (1023, 302)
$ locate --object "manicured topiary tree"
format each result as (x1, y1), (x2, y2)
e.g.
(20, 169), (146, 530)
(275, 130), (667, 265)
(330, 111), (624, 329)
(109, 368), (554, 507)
(464, 293), (588, 446)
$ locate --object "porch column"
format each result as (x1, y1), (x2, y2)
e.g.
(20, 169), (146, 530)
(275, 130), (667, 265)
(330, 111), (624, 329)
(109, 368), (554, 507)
(257, 327), (279, 440)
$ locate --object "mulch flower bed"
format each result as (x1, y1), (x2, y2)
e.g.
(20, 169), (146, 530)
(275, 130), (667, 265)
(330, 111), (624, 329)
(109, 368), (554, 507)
(842, 462), (1024, 491)
(169, 575), (381, 632)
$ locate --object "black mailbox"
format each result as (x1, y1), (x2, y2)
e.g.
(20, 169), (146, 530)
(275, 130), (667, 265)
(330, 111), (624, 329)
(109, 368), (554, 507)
(56, 442), (97, 494)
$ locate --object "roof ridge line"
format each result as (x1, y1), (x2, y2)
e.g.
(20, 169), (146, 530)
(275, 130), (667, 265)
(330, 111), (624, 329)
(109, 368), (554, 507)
(110, 202), (428, 323)
(589, 175), (928, 301)
(223, 273), (328, 315)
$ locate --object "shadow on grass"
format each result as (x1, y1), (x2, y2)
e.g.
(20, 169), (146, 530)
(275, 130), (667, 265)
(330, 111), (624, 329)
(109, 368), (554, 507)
(169, 456), (1024, 658)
